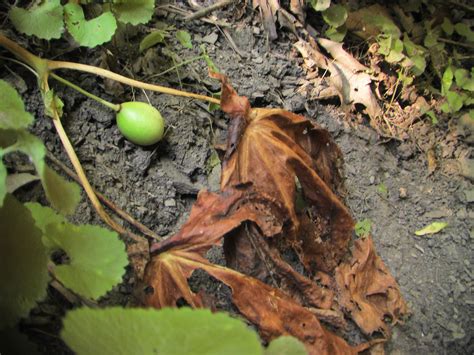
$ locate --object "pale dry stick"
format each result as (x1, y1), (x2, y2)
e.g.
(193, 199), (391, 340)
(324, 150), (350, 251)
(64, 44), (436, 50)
(47, 60), (221, 105)
(47, 153), (161, 241)
(184, 0), (234, 22)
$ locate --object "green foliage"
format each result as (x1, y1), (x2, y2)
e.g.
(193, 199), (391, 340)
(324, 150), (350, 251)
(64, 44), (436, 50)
(265, 336), (308, 355)
(355, 218), (373, 238)
(139, 29), (169, 52)
(176, 30), (193, 49)
(26, 203), (128, 299)
(9, 0), (64, 40)
(310, 0), (331, 12)
(0, 80), (80, 213)
(112, 0), (155, 26)
(322, 5), (347, 28)
(0, 80), (34, 129)
(10, 0), (155, 48)
(61, 308), (264, 355)
(46, 223), (128, 299)
(64, 3), (117, 48)
(0, 194), (49, 329)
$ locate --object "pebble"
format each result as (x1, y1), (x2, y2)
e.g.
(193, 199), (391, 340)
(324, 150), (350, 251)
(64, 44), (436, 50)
(164, 198), (176, 207)
(399, 187), (408, 199)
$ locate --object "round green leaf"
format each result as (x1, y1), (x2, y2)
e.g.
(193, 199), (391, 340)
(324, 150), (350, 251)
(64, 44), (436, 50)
(322, 5), (348, 28)
(266, 336), (307, 355)
(0, 194), (49, 329)
(9, 0), (64, 40)
(112, 0), (154, 25)
(64, 3), (117, 48)
(25, 202), (66, 248)
(45, 223), (128, 300)
(454, 23), (474, 42)
(61, 308), (263, 355)
(325, 25), (346, 42)
(441, 17), (454, 36)
(5, 131), (80, 215)
(0, 80), (34, 130)
(311, 0), (331, 12)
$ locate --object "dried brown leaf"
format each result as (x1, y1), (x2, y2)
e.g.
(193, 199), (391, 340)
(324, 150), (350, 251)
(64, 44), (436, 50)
(335, 236), (409, 336)
(295, 38), (382, 120)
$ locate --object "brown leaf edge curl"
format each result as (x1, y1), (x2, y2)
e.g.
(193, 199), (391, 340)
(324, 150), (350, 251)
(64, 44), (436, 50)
(336, 236), (409, 337)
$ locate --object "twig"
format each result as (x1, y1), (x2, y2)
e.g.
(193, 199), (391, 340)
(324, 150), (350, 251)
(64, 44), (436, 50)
(47, 153), (161, 241)
(448, 0), (474, 12)
(47, 60), (220, 104)
(438, 37), (474, 49)
(184, 0), (234, 22)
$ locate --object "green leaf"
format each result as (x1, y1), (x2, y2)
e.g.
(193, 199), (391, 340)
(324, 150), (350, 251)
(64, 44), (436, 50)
(43, 89), (64, 118)
(25, 202), (66, 248)
(265, 336), (307, 355)
(425, 110), (438, 125)
(441, 17), (454, 35)
(454, 23), (474, 42)
(6, 173), (39, 193)
(355, 218), (372, 238)
(322, 5), (348, 28)
(386, 38), (405, 63)
(0, 194), (49, 329)
(424, 30), (439, 48)
(5, 131), (80, 215)
(365, 14), (400, 37)
(200, 44), (219, 73)
(176, 30), (193, 49)
(410, 55), (426, 76)
(112, 0), (154, 25)
(446, 90), (463, 112)
(325, 25), (347, 42)
(45, 223), (127, 299)
(441, 65), (454, 96)
(64, 3), (117, 48)
(0, 151), (5, 207)
(139, 30), (167, 52)
(454, 69), (474, 91)
(0, 80), (34, 130)
(9, 0), (64, 40)
(61, 308), (263, 355)
(311, 0), (331, 12)
(415, 222), (448, 236)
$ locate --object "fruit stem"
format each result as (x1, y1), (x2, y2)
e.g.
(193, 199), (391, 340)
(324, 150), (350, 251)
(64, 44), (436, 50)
(50, 72), (120, 111)
(42, 78), (129, 237)
(47, 60), (221, 104)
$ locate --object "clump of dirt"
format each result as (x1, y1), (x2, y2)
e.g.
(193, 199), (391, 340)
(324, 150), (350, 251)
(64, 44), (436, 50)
(1, 3), (472, 354)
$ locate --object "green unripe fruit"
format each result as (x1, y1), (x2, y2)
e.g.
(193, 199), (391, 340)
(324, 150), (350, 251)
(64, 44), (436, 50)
(116, 102), (165, 146)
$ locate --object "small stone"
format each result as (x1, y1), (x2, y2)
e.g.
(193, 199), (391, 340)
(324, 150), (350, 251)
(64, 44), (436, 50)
(369, 176), (375, 184)
(164, 198), (176, 207)
(465, 189), (474, 203)
(252, 56), (264, 64)
(399, 187), (408, 199)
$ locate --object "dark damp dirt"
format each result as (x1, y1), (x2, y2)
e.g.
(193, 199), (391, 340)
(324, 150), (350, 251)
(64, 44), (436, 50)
(1, 3), (473, 355)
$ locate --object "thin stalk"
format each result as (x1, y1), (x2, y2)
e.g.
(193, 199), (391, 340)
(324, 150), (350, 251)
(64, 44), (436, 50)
(0, 33), (220, 104)
(147, 55), (204, 79)
(47, 60), (221, 104)
(50, 72), (120, 111)
(0, 34), (47, 75)
(42, 79), (129, 237)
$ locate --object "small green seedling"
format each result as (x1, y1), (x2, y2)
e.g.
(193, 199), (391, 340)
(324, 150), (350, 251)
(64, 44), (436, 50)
(116, 102), (165, 146)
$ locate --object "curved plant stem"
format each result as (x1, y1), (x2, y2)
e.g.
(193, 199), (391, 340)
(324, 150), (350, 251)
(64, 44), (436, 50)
(50, 72), (120, 111)
(47, 60), (221, 104)
(0, 33), (47, 76)
(42, 79), (130, 238)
